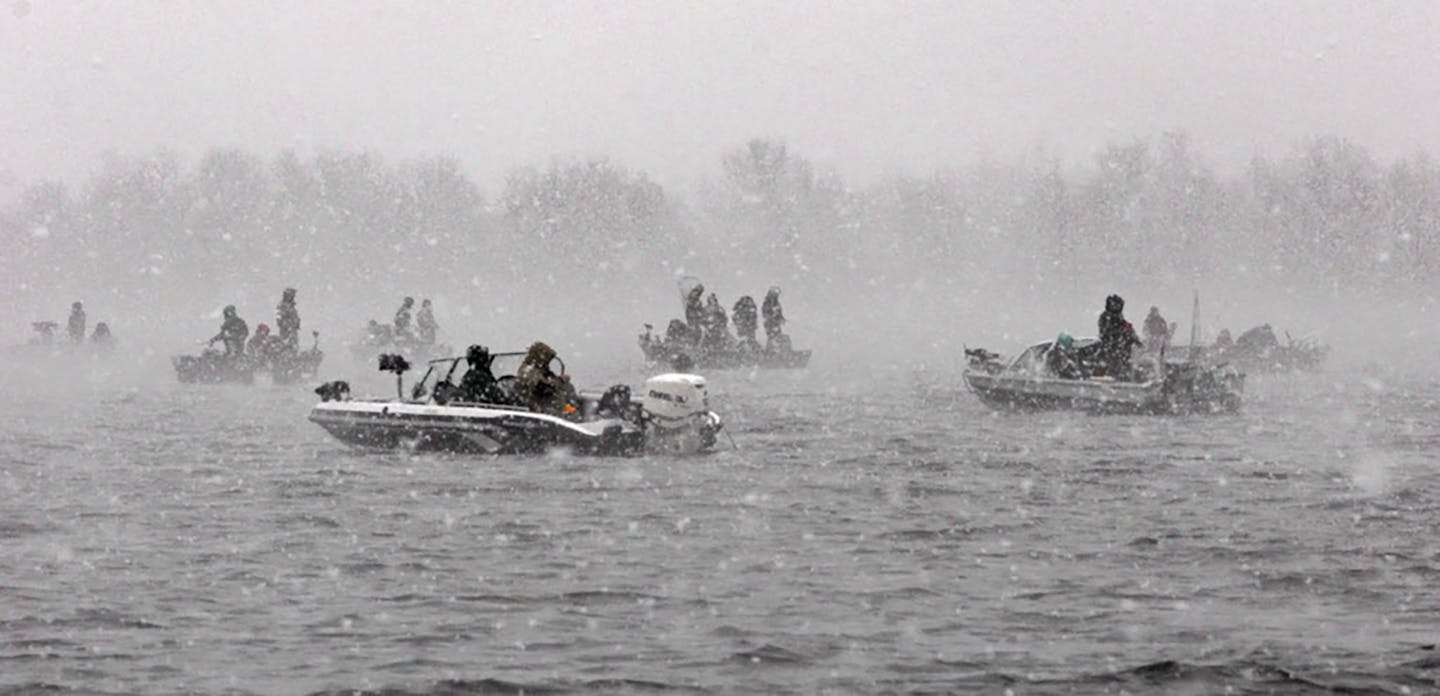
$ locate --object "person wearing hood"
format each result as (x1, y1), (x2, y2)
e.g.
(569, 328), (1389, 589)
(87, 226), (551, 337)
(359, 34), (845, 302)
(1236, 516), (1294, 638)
(732, 295), (759, 348)
(276, 288), (301, 352)
(248, 323), (286, 364)
(1046, 332), (1081, 379)
(209, 305), (250, 358)
(762, 286), (785, 340)
(394, 297), (416, 343)
(364, 319), (392, 346)
(1143, 306), (1170, 349)
(516, 341), (575, 416)
(90, 322), (116, 352)
(417, 299), (439, 345)
(67, 302), (87, 344)
(1098, 294), (1142, 380)
(683, 284), (706, 345)
(457, 344), (505, 404)
(702, 293), (731, 351)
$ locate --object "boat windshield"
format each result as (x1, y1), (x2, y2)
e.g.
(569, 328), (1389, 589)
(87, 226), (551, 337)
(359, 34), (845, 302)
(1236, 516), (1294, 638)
(409, 351), (567, 402)
(1008, 338), (1100, 376)
(1008, 343), (1052, 375)
(409, 358), (461, 401)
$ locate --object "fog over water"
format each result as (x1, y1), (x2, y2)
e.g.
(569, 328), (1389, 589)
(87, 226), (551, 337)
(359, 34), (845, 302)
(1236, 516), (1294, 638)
(3, 4), (1440, 694)
(4, 2), (1440, 374)
(6, 2), (1440, 188)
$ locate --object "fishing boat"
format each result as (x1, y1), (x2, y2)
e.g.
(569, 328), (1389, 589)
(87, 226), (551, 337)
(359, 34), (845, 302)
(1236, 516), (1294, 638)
(172, 349), (259, 384)
(1201, 325), (1328, 373)
(963, 338), (1244, 414)
(172, 331), (324, 385)
(309, 351), (723, 456)
(638, 322), (810, 371)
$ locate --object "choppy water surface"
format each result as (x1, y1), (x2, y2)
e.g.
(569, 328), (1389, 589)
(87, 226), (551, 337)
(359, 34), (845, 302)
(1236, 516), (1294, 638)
(2, 361), (1438, 694)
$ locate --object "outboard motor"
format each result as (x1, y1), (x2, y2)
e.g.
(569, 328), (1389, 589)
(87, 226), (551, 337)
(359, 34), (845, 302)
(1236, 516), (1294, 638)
(639, 373), (722, 452)
(639, 374), (708, 426)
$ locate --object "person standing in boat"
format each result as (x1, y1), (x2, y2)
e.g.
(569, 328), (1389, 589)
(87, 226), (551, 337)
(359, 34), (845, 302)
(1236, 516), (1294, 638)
(1098, 294), (1142, 380)
(1143, 306), (1170, 351)
(276, 288), (301, 352)
(762, 287), (787, 350)
(683, 284), (706, 346)
(702, 293), (732, 351)
(732, 295), (759, 349)
(67, 301), (87, 344)
(209, 305), (250, 359)
(416, 299), (439, 345)
(394, 297), (416, 344)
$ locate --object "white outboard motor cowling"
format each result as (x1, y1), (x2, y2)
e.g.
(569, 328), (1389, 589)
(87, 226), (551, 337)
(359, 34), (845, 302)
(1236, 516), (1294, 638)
(639, 373), (709, 429)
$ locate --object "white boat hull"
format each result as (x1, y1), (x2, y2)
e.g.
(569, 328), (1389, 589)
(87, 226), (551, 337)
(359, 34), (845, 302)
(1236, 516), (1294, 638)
(309, 400), (720, 456)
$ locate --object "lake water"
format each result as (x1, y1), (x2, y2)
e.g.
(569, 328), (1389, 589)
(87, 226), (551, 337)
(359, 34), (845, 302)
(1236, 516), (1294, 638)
(2, 358), (1438, 694)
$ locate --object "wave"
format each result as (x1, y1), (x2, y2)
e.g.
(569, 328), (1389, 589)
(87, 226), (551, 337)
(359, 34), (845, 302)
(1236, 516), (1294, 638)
(729, 643), (812, 665)
(0, 609), (163, 632)
(1026, 657), (1438, 694)
(0, 684), (127, 696)
(307, 676), (705, 695)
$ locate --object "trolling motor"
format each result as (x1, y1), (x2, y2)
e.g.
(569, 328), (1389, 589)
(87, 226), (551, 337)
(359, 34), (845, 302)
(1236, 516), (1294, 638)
(964, 346), (1005, 374)
(379, 353), (411, 400)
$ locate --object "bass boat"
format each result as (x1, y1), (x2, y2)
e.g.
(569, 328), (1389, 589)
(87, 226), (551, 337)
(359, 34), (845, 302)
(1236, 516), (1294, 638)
(638, 322), (810, 371)
(309, 351), (723, 456)
(963, 338), (1243, 414)
(1200, 325), (1328, 374)
(173, 331), (324, 385)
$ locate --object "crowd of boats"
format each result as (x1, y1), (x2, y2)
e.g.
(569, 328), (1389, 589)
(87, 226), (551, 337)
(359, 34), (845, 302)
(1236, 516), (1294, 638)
(12, 282), (1330, 456)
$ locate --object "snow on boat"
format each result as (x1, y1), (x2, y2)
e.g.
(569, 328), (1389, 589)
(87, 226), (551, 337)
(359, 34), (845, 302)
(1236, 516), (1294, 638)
(309, 352), (723, 456)
(963, 338), (1244, 414)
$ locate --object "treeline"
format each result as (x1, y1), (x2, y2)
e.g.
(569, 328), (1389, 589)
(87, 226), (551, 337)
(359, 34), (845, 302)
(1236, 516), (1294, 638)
(3, 134), (1438, 337)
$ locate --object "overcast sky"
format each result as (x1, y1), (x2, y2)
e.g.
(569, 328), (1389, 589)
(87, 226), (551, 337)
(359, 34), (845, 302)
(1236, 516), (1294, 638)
(4, 1), (1439, 194)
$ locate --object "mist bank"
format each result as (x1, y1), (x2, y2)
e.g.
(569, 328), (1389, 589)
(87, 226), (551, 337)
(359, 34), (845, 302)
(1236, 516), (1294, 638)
(2, 133), (1438, 373)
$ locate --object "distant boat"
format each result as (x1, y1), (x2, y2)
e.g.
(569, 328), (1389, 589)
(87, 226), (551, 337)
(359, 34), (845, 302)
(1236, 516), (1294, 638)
(173, 332), (323, 385)
(963, 338), (1244, 415)
(638, 323), (810, 371)
(1193, 325), (1328, 374)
